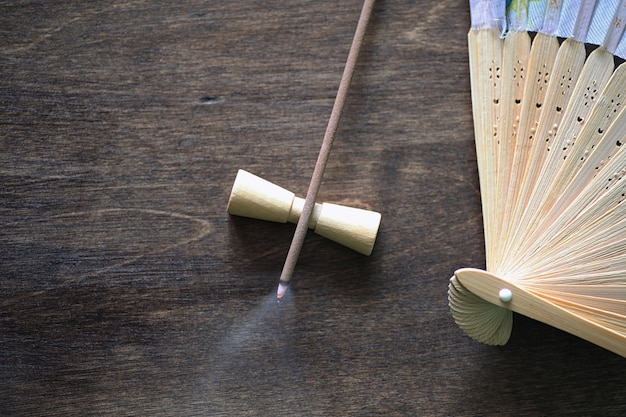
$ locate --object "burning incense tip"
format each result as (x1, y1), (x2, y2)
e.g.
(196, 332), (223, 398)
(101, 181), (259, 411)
(276, 281), (289, 300)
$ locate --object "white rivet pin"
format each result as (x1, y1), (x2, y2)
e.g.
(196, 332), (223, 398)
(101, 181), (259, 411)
(499, 288), (513, 303)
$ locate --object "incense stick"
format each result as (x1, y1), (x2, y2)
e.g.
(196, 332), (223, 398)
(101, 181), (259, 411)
(276, 0), (375, 300)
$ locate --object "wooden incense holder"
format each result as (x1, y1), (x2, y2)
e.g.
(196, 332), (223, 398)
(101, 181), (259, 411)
(227, 169), (381, 255)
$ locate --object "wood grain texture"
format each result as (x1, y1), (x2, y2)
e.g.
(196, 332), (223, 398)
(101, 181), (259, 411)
(1, 1), (625, 415)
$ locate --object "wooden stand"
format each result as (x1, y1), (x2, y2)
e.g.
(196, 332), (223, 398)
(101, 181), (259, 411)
(227, 169), (381, 255)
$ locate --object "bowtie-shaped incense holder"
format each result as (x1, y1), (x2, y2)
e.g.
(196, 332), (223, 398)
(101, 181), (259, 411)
(227, 169), (381, 255)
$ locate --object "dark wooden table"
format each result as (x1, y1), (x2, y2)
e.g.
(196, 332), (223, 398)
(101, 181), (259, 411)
(2, 1), (625, 415)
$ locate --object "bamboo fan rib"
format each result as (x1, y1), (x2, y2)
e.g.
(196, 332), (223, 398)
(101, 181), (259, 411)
(449, 0), (626, 358)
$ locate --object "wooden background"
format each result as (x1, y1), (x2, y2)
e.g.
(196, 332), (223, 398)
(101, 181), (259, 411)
(2, 1), (625, 415)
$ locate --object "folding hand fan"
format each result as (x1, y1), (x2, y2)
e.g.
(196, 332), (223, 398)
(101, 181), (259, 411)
(449, 0), (626, 358)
